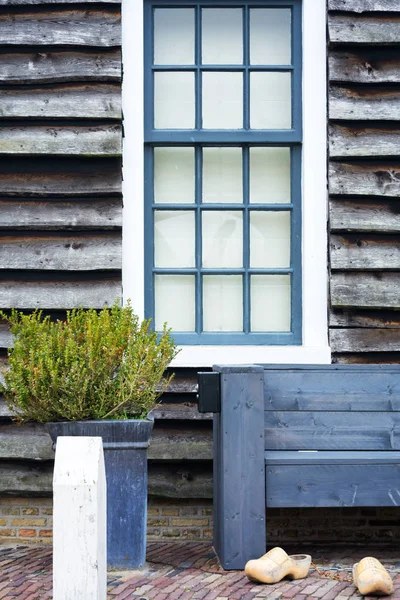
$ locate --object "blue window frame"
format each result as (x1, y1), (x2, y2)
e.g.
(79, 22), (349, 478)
(144, 0), (302, 345)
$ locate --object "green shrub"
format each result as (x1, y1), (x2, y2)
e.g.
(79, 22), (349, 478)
(0, 303), (178, 423)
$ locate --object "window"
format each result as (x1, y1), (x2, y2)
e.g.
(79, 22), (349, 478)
(122, 0), (330, 364)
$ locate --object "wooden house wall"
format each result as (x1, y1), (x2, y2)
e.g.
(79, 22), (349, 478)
(328, 0), (400, 363)
(0, 0), (399, 500)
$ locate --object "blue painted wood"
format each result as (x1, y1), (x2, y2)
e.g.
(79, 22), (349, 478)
(213, 365), (265, 570)
(266, 463), (400, 507)
(144, 0), (303, 344)
(265, 451), (400, 465)
(47, 419), (153, 570)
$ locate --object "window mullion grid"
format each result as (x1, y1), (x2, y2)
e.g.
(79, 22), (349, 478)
(195, 145), (203, 334)
(243, 145), (250, 334)
(243, 5), (250, 131)
(195, 5), (202, 130)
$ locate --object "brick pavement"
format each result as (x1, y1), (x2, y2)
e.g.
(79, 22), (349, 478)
(1, 542), (400, 599)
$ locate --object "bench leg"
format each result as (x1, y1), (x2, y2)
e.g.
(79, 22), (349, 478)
(213, 366), (266, 570)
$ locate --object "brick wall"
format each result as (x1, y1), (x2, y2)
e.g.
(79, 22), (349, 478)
(1, 497), (400, 546)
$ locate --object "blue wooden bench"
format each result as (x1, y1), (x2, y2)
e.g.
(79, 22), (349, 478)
(198, 364), (400, 570)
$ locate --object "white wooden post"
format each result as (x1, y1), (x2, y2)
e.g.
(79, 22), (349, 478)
(53, 436), (107, 600)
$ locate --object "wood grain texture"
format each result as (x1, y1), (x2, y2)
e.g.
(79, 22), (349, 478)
(331, 272), (400, 308)
(0, 158), (121, 196)
(0, 198), (122, 230)
(330, 86), (400, 120)
(330, 328), (400, 352)
(329, 0), (400, 11)
(264, 411), (400, 450)
(330, 309), (400, 328)
(0, 9), (121, 47)
(0, 233), (121, 270)
(330, 234), (400, 269)
(330, 162), (400, 197)
(0, 463), (213, 498)
(266, 463), (400, 507)
(333, 353), (400, 364)
(330, 199), (400, 233)
(150, 403), (212, 421)
(0, 125), (122, 157)
(0, 278), (121, 309)
(0, 85), (121, 119)
(329, 15), (400, 45)
(0, 50), (121, 85)
(329, 50), (400, 83)
(330, 125), (400, 158)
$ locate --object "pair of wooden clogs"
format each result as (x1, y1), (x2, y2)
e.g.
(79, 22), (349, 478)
(245, 548), (394, 596)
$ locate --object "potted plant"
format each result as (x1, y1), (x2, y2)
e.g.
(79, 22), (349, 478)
(0, 302), (178, 569)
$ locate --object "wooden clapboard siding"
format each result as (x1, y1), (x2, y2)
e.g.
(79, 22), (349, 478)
(328, 0), (400, 359)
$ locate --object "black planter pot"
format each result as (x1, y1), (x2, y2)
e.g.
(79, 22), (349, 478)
(47, 418), (153, 570)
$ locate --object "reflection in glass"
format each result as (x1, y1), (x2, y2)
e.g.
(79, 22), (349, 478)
(203, 147), (242, 204)
(154, 211), (195, 268)
(155, 72), (195, 129)
(250, 9), (291, 65)
(250, 72), (291, 129)
(203, 276), (243, 331)
(250, 147), (290, 204)
(202, 9), (243, 65)
(154, 9), (195, 65)
(154, 148), (195, 204)
(155, 275), (195, 331)
(251, 275), (291, 331)
(202, 211), (243, 268)
(202, 72), (243, 129)
(250, 211), (291, 268)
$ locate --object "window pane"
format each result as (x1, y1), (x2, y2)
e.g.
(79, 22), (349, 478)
(202, 72), (243, 129)
(202, 210), (243, 268)
(154, 148), (195, 204)
(250, 211), (290, 268)
(203, 147), (242, 204)
(251, 275), (291, 331)
(250, 147), (290, 204)
(250, 72), (291, 129)
(202, 9), (243, 65)
(154, 210), (195, 268)
(155, 275), (195, 331)
(203, 276), (243, 332)
(155, 72), (195, 129)
(250, 9), (291, 65)
(154, 9), (194, 65)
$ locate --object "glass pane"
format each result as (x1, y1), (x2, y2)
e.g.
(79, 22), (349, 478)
(250, 147), (290, 204)
(154, 148), (195, 204)
(203, 276), (243, 332)
(154, 9), (194, 65)
(155, 275), (195, 331)
(250, 72), (291, 129)
(155, 72), (195, 129)
(202, 9), (243, 65)
(250, 211), (291, 268)
(202, 72), (243, 129)
(250, 9), (291, 65)
(154, 211), (195, 268)
(202, 211), (243, 268)
(251, 275), (291, 332)
(203, 148), (242, 204)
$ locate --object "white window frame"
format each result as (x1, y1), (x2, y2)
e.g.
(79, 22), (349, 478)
(122, 0), (330, 367)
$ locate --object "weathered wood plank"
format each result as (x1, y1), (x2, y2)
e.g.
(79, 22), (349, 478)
(329, 15), (400, 45)
(0, 125), (122, 157)
(0, 424), (213, 461)
(329, 0), (400, 11)
(266, 463), (400, 508)
(0, 10), (121, 47)
(0, 321), (12, 348)
(264, 368), (400, 411)
(329, 50), (400, 84)
(150, 403), (212, 421)
(330, 86), (400, 121)
(330, 125), (400, 158)
(329, 162), (400, 197)
(330, 309), (400, 328)
(0, 233), (121, 271)
(0, 198), (122, 230)
(0, 463), (213, 498)
(330, 328), (400, 352)
(331, 272), (400, 308)
(0, 158), (121, 197)
(330, 234), (400, 270)
(333, 353), (400, 364)
(0, 278), (121, 309)
(0, 51), (121, 85)
(330, 199), (400, 233)
(0, 85), (121, 119)
(264, 411), (400, 450)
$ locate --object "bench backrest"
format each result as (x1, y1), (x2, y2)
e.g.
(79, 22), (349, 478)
(263, 365), (400, 451)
